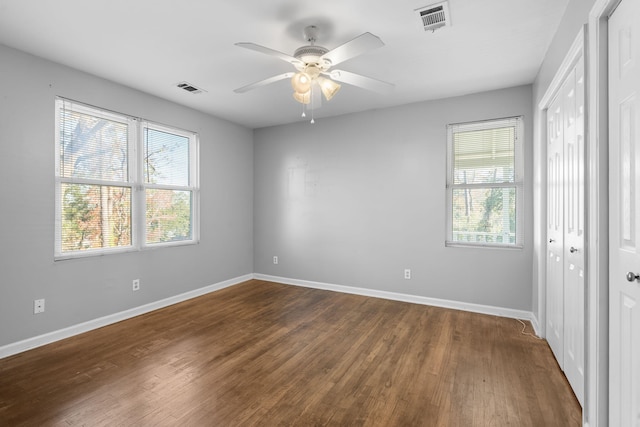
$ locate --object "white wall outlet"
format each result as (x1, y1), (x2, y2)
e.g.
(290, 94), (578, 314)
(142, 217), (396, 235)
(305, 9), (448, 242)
(34, 299), (45, 314)
(404, 269), (411, 280)
(273, 256), (278, 265)
(132, 279), (140, 291)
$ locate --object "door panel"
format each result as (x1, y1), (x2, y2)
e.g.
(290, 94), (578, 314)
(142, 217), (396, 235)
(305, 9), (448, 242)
(609, 0), (640, 424)
(547, 92), (564, 364)
(563, 57), (585, 407)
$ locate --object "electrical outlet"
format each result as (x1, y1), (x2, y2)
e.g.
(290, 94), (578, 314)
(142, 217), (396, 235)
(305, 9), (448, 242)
(404, 269), (411, 280)
(34, 299), (45, 314)
(132, 279), (140, 291)
(273, 256), (278, 265)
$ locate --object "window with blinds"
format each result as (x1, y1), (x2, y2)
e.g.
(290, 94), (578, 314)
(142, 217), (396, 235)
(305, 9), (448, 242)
(446, 116), (523, 248)
(55, 99), (199, 259)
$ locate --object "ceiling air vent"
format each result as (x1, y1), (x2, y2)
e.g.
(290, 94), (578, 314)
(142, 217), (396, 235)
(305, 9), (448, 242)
(176, 81), (206, 94)
(416, 1), (451, 32)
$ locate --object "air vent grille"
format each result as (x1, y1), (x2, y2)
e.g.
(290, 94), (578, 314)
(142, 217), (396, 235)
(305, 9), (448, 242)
(416, 1), (451, 32)
(176, 81), (206, 94)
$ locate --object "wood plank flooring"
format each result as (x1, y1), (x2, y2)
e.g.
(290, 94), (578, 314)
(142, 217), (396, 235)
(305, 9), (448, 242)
(0, 279), (581, 426)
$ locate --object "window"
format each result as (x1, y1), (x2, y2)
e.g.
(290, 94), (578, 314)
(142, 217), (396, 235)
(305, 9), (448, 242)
(446, 116), (523, 248)
(55, 99), (199, 259)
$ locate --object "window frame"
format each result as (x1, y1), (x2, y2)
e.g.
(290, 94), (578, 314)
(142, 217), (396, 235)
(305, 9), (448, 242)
(445, 116), (524, 249)
(54, 98), (200, 260)
(139, 121), (200, 249)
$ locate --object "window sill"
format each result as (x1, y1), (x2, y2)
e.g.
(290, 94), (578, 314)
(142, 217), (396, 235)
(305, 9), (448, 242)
(445, 241), (523, 250)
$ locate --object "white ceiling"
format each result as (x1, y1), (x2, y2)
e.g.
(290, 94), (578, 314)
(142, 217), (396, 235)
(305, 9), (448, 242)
(0, 0), (569, 129)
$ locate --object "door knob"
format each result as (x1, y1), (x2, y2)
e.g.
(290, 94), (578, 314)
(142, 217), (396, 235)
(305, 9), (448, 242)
(569, 246), (578, 253)
(549, 238), (555, 243)
(627, 272), (640, 282)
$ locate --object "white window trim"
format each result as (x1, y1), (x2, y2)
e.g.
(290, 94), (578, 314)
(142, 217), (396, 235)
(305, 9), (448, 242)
(445, 116), (524, 249)
(54, 98), (200, 260)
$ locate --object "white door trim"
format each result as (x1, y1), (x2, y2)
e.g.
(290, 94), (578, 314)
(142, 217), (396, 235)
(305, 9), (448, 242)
(536, 1), (615, 425)
(538, 30), (586, 111)
(582, 0), (620, 426)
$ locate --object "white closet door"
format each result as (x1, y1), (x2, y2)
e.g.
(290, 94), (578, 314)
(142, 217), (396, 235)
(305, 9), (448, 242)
(547, 89), (564, 365)
(563, 57), (585, 407)
(609, 0), (640, 424)
(545, 56), (585, 407)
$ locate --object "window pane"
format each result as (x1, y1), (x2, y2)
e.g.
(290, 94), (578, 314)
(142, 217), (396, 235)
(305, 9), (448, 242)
(453, 126), (515, 184)
(451, 187), (516, 244)
(59, 109), (128, 181)
(146, 189), (192, 244)
(144, 128), (190, 186)
(60, 183), (131, 252)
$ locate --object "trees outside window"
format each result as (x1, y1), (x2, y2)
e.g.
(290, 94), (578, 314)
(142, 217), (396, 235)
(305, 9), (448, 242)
(55, 99), (199, 259)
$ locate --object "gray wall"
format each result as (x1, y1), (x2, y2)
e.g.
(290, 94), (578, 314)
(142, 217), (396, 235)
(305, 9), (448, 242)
(0, 45), (254, 347)
(0, 42), (538, 351)
(254, 85), (534, 310)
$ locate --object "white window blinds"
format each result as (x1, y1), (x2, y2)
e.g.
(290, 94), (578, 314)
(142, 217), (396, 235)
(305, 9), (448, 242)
(446, 116), (523, 248)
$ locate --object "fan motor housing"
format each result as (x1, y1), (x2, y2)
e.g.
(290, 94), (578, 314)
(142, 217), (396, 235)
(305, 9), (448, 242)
(294, 45), (329, 68)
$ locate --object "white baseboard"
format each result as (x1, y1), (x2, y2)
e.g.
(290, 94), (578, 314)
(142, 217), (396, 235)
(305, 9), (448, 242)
(254, 273), (537, 324)
(0, 274), (253, 359)
(529, 313), (542, 338)
(1, 272), (540, 360)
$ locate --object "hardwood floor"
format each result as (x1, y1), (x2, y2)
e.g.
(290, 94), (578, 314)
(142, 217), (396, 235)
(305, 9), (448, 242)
(0, 279), (581, 426)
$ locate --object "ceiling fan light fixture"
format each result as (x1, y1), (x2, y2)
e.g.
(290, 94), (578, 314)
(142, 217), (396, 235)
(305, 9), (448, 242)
(304, 65), (321, 79)
(318, 77), (341, 101)
(291, 72), (311, 93)
(293, 90), (311, 104)
(234, 27), (393, 120)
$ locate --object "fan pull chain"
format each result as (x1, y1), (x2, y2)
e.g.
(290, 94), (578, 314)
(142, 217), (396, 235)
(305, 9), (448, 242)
(310, 86), (315, 124)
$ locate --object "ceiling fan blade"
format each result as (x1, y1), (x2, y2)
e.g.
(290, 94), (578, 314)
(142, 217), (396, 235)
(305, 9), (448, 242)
(235, 42), (303, 67)
(320, 32), (384, 67)
(328, 70), (394, 94)
(234, 72), (295, 93)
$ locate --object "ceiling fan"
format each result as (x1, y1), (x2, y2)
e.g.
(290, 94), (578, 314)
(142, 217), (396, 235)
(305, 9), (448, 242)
(234, 25), (394, 120)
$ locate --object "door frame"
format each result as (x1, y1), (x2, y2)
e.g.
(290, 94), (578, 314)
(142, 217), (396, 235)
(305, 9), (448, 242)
(537, 29), (586, 344)
(585, 1), (620, 425)
(537, 22), (585, 409)
(534, 0), (618, 425)
(537, 0), (619, 420)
